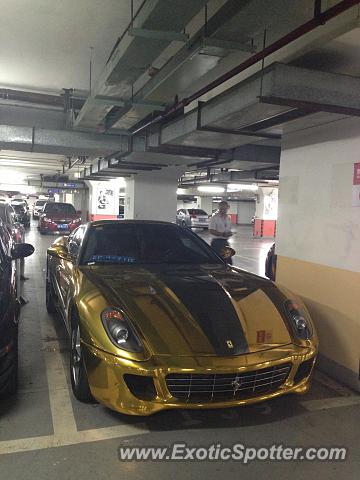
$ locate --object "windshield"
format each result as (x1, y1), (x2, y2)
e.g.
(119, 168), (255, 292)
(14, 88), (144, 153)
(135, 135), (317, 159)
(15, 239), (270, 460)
(44, 203), (76, 215)
(13, 205), (25, 214)
(81, 223), (222, 266)
(188, 209), (208, 215)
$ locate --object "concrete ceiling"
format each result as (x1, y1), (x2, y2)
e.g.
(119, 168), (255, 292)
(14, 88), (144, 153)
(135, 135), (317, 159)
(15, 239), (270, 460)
(1, 0), (360, 187)
(0, 0), (143, 93)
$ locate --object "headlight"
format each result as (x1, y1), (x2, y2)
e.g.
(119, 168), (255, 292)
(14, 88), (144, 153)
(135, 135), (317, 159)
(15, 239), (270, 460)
(72, 218), (81, 224)
(101, 308), (142, 352)
(43, 217), (52, 223)
(284, 300), (313, 340)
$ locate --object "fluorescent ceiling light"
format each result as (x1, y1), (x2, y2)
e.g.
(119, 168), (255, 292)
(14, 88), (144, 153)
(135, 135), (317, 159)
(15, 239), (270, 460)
(177, 188), (187, 195)
(0, 170), (26, 185)
(197, 186), (225, 193)
(227, 184), (258, 192)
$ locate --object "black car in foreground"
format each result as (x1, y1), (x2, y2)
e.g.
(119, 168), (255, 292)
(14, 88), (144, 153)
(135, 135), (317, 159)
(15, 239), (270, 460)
(0, 220), (34, 396)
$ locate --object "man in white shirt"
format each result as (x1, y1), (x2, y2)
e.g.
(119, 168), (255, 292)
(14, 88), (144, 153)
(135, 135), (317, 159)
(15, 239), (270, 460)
(209, 201), (233, 264)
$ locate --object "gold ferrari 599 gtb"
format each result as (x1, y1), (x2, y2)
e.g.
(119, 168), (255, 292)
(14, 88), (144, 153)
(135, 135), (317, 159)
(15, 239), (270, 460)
(46, 220), (318, 416)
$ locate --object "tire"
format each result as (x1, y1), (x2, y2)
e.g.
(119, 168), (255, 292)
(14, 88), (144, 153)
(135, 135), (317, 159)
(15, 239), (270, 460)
(46, 277), (57, 314)
(70, 314), (93, 403)
(0, 335), (18, 397)
(39, 229), (46, 235)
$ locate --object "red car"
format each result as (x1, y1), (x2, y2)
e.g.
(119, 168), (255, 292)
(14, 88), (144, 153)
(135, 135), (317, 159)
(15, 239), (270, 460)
(39, 202), (81, 235)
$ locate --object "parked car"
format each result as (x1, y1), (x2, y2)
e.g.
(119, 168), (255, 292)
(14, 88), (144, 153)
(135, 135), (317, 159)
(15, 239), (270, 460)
(46, 220), (318, 416)
(12, 203), (31, 228)
(176, 208), (209, 229)
(0, 219), (34, 396)
(39, 202), (81, 235)
(11, 198), (29, 209)
(265, 243), (277, 281)
(0, 203), (25, 243)
(33, 199), (48, 219)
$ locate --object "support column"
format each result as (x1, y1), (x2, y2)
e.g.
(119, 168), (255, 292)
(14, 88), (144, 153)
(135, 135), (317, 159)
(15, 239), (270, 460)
(253, 186), (278, 237)
(86, 179), (120, 221)
(276, 117), (360, 391)
(125, 167), (184, 223)
(197, 196), (213, 215)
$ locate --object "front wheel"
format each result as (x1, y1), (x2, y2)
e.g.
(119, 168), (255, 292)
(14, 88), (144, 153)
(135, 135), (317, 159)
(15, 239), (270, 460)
(70, 319), (93, 403)
(46, 277), (57, 313)
(0, 335), (18, 397)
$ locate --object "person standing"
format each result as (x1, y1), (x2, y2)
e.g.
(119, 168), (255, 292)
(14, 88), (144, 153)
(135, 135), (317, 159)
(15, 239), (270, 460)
(209, 201), (233, 264)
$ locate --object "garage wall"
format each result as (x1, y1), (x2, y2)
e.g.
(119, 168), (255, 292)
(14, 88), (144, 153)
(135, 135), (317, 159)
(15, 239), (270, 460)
(276, 117), (360, 390)
(237, 201), (255, 224)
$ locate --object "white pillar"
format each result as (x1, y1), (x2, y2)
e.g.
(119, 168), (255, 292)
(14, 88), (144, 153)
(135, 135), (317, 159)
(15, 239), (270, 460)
(197, 196), (213, 214)
(125, 167), (184, 222)
(86, 179), (120, 221)
(276, 117), (360, 391)
(253, 186), (278, 237)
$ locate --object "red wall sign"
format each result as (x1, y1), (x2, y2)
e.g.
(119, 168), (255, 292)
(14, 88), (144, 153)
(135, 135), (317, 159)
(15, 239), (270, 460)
(353, 163), (360, 185)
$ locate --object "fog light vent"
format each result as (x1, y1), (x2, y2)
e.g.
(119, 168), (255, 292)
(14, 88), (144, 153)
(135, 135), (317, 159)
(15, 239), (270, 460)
(124, 374), (156, 401)
(294, 358), (315, 384)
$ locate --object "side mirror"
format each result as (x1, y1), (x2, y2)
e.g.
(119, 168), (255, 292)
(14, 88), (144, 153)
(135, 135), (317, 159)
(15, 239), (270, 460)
(12, 242), (34, 260)
(47, 244), (71, 261)
(220, 246), (236, 260)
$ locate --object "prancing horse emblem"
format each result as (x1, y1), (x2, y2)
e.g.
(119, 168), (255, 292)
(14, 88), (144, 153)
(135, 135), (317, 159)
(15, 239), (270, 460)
(231, 376), (242, 391)
(226, 340), (234, 349)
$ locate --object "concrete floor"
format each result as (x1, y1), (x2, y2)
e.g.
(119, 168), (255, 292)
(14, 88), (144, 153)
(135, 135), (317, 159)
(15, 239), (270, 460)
(0, 223), (359, 479)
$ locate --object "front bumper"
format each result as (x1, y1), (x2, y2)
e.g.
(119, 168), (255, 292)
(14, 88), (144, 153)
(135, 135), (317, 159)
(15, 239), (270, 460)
(190, 222), (209, 228)
(83, 342), (317, 416)
(40, 222), (78, 234)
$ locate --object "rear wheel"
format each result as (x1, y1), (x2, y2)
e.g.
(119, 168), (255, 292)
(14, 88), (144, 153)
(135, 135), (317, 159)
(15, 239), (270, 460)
(70, 315), (93, 403)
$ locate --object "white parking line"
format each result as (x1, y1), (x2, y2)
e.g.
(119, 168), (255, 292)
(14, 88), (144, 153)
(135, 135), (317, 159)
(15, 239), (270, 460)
(301, 396), (360, 411)
(0, 259), (148, 456)
(0, 424), (148, 455)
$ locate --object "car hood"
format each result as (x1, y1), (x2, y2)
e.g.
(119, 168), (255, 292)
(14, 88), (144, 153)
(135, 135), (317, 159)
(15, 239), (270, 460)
(81, 264), (292, 357)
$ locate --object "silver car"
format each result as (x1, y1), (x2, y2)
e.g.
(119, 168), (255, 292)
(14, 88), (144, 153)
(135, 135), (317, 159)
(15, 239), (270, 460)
(176, 208), (209, 229)
(33, 199), (48, 219)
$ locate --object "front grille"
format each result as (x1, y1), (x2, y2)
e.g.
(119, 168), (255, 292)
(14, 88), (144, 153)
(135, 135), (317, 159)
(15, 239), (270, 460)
(166, 363), (292, 402)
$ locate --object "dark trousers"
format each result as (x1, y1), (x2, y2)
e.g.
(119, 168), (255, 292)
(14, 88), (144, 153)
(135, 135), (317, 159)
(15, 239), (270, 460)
(211, 238), (233, 265)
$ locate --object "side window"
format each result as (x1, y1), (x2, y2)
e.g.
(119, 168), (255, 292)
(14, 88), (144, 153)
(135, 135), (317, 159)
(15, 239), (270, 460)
(68, 225), (86, 260)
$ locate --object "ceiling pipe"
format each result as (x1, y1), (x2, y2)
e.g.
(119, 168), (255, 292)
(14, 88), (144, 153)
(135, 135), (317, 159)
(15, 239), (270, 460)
(131, 0), (360, 135)
(0, 88), (85, 111)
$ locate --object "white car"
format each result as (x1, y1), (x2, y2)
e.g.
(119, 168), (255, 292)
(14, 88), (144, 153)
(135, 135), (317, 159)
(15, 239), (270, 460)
(33, 199), (48, 219)
(176, 208), (209, 229)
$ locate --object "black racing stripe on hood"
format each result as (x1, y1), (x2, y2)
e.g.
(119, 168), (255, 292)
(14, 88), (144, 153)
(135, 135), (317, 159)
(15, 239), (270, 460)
(155, 269), (249, 356)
